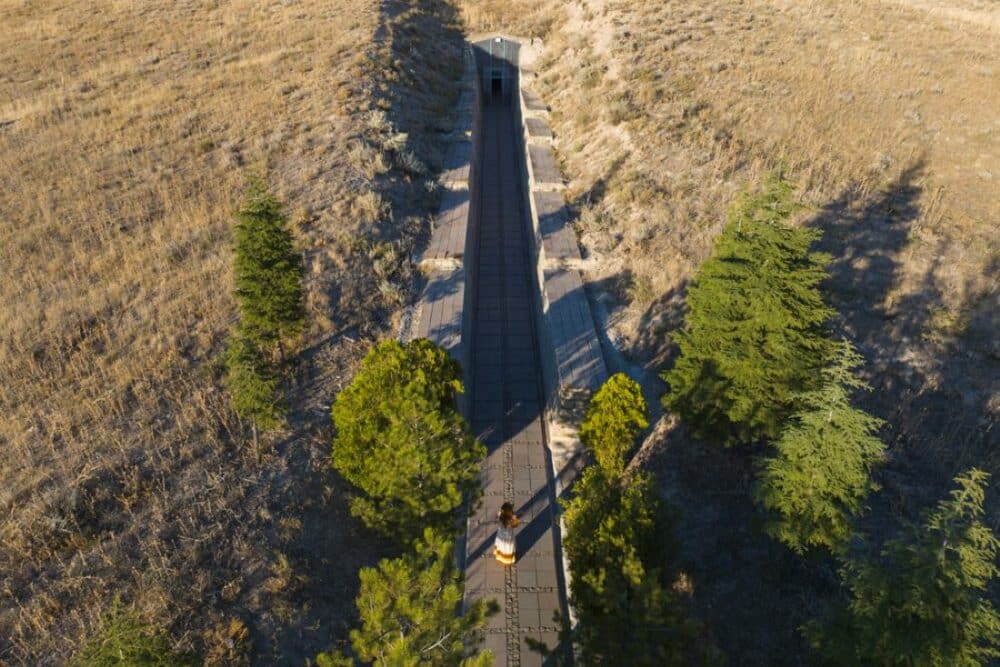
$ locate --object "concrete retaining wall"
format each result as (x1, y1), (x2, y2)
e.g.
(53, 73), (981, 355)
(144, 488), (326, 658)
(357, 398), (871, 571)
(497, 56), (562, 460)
(511, 79), (608, 427)
(510, 59), (609, 636)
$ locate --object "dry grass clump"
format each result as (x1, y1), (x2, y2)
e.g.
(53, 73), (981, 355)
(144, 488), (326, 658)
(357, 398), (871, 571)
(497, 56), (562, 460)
(458, 0), (559, 38)
(0, 0), (463, 662)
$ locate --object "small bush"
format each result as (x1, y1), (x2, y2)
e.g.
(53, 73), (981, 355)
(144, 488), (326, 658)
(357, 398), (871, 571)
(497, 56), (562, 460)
(72, 600), (197, 667)
(318, 529), (496, 666)
(232, 175), (306, 352)
(579, 373), (648, 473)
(353, 191), (391, 226)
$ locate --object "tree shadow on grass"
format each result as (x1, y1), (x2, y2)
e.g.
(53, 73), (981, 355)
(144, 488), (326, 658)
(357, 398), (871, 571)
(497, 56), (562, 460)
(641, 160), (1000, 665)
(260, 1), (470, 663)
(808, 159), (998, 519)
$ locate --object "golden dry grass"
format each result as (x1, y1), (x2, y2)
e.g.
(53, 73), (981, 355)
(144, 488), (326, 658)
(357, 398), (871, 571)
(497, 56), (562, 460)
(536, 0), (999, 323)
(0, 0), (463, 662)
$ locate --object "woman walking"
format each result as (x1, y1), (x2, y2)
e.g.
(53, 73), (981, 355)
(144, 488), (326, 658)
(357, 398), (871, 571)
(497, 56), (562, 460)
(494, 502), (520, 565)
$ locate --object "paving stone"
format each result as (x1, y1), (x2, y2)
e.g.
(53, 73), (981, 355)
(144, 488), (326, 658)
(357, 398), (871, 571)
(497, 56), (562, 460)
(525, 116), (552, 140)
(521, 87), (547, 112)
(528, 144), (562, 188)
(441, 139), (472, 186)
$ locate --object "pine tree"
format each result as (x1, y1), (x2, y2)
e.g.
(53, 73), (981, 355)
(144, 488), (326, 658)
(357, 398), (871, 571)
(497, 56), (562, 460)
(580, 373), (648, 474)
(756, 340), (886, 554)
(662, 173), (835, 446)
(233, 175), (305, 356)
(316, 529), (496, 667)
(806, 469), (1000, 666)
(562, 467), (689, 665)
(225, 329), (285, 455)
(331, 339), (484, 543)
(562, 376), (695, 665)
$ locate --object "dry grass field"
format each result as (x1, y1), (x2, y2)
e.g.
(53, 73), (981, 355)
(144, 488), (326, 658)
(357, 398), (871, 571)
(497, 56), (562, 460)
(4, 0), (998, 662)
(0, 0), (463, 663)
(462, 0), (999, 661)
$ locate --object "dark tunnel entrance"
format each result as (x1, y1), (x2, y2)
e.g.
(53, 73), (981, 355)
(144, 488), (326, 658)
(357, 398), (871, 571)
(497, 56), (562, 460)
(473, 36), (519, 105)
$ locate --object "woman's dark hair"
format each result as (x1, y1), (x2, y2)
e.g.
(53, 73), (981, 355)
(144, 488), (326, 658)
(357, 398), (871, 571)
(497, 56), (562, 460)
(499, 502), (516, 526)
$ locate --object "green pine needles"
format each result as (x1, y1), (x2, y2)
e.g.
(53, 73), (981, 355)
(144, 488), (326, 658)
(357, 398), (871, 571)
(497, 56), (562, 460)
(662, 173), (834, 446)
(756, 340), (886, 554)
(563, 466), (688, 666)
(324, 341), (492, 665)
(316, 529), (496, 667)
(232, 175), (305, 351)
(807, 469), (1000, 666)
(563, 374), (693, 665)
(225, 330), (285, 450)
(224, 175), (305, 449)
(331, 339), (484, 544)
(580, 373), (649, 474)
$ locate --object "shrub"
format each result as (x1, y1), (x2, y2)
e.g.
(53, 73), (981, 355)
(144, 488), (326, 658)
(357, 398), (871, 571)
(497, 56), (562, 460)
(562, 467), (688, 665)
(806, 469), (1000, 666)
(72, 600), (197, 667)
(316, 529), (496, 667)
(225, 329), (285, 452)
(563, 376), (694, 665)
(233, 174), (305, 356)
(579, 373), (648, 474)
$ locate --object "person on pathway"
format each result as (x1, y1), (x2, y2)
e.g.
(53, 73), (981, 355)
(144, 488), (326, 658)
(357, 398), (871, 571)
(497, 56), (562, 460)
(494, 501), (520, 565)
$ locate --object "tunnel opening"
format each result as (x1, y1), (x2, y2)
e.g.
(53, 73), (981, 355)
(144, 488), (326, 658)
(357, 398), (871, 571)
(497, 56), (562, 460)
(491, 75), (503, 100)
(474, 36), (518, 106)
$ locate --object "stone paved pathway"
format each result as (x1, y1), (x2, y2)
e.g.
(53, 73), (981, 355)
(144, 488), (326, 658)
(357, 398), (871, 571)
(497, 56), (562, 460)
(463, 100), (569, 666)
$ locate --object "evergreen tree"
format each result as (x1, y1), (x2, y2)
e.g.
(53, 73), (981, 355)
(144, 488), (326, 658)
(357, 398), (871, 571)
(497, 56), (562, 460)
(225, 329), (285, 453)
(580, 373), (648, 474)
(72, 599), (197, 667)
(562, 466), (689, 665)
(662, 173), (835, 445)
(331, 339), (484, 543)
(806, 469), (1000, 666)
(233, 175), (305, 355)
(756, 340), (886, 554)
(562, 376), (695, 665)
(316, 529), (496, 667)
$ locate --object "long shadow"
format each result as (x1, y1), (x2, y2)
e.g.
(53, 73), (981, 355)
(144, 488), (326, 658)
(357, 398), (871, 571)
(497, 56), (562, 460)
(808, 161), (925, 349)
(269, 0), (468, 663)
(319, 0), (466, 334)
(808, 159), (998, 511)
(638, 161), (950, 665)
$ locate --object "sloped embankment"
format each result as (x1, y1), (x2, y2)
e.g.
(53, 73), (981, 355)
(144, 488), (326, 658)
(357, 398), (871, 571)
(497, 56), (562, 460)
(0, 0), (465, 662)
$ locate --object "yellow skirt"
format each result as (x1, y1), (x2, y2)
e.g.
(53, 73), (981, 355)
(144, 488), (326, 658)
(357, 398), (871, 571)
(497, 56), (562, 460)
(495, 547), (516, 565)
(495, 526), (516, 565)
